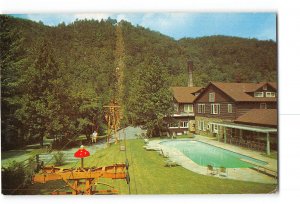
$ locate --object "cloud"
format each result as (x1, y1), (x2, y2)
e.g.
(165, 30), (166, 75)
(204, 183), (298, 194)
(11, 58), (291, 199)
(138, 13), (193, 38)
(116, 14), (129, 22)
(141, 13), (187, 28)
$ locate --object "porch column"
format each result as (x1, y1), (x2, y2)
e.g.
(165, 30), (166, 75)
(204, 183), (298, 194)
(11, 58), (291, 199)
(239, 129), (243, 139)
(224, 127), (227, 144)
(217, 127), (220, 142)
(266, 132), (270, 155)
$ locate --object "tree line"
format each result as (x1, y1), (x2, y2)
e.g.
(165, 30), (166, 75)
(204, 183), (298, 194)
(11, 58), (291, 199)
(1, 15), (277, 149)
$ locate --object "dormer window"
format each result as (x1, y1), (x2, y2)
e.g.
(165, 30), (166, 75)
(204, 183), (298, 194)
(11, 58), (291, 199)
(263, 85), (268, 90)
(254, 92), (264, 97)
(266, 92), (276, 98)
(209, 92), (215, 102)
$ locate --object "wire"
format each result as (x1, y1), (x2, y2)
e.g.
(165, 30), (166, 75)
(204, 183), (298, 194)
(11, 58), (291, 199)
(127, 131), (138, 194)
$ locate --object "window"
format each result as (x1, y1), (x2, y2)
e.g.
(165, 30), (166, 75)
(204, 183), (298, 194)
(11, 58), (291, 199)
(266, 92), (276, 98)
(209, 123), (218, 133)
(209, 92), (215, 102)
(260, 103), (267, 109)
(174, 103), (179, 112)
(197, 104), (205, 113)
(263, 85), (268, 90)
(198, 120), (205, 131)
(169, 122), (179, 128)
(228, 104), (232, 113)
(184, 104), (193, 113)
(211, 104), (220, 114)
(254, 92), (264, 97)
(213, 124), (219, 133)
(180, 121), (189, 128)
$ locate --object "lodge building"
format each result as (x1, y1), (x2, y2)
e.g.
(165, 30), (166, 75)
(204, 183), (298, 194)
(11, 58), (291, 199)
(168, 86), (202, 135)
(168, 81), (278, 155)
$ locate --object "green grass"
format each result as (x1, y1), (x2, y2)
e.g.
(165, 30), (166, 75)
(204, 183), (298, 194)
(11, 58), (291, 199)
(25, 139), (277, 194)
(2, 148), (48, 165)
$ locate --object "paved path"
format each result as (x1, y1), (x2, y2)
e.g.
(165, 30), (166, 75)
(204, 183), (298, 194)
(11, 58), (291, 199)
(145, 136), (277, 184)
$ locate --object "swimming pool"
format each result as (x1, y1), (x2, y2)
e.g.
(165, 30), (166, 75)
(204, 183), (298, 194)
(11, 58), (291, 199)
(160, 140), (267, 168)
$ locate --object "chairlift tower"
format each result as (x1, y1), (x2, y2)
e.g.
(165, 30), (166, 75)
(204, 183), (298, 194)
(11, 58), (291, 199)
(103, 100), (121, 145)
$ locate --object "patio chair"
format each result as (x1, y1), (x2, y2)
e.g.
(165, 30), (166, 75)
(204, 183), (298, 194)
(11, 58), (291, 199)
(160, 149), (169, 158)
(219, 166), (228, 177)
(165, 160), (178, 167)
(207, 165), (218, 175)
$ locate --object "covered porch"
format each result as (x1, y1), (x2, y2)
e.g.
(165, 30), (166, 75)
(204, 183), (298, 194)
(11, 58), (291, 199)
(211, 122), (277, 155)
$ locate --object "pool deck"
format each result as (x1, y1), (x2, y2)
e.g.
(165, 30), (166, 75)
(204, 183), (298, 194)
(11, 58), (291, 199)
(145, 136), (278, 184)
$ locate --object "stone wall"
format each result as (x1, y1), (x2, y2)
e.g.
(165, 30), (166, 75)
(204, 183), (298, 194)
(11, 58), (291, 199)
(195, 116), (232, 137)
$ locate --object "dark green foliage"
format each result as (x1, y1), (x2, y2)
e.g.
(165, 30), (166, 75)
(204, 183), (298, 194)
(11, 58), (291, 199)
(0, 15), (28, 149)
(178, 36), (277, 85)
(1, 161), (28, 195)
(127, 57), (174, 137)
(1, 15), (277, 148)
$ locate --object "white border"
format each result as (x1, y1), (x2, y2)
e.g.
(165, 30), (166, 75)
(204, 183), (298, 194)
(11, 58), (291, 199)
(0, 0), (277, 13)
(1, 0), (300, 204)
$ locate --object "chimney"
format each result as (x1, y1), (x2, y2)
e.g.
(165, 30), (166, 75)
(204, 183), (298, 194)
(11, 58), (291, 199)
(187, 60), (193, 87)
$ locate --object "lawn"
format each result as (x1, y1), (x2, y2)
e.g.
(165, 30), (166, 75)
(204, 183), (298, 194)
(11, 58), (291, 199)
(27, 139), (276, 194)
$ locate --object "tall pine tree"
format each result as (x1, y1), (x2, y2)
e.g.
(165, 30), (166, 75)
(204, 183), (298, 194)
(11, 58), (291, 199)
(21, 40), (63, 146)
(0, 16), (27, 148)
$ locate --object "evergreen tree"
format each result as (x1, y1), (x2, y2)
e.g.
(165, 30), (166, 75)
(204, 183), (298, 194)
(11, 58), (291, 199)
(127, 57), (173, 137)
(21, 40), (62, 146)
(0, 15), (277, 149)
(0, 16), (26, 148)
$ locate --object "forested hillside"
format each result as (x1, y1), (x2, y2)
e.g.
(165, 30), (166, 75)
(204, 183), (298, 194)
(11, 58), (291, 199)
(1, 15), (277, 149)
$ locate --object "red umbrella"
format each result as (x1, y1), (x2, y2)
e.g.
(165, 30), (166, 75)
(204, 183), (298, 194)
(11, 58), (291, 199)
(74, 145), (90, 168)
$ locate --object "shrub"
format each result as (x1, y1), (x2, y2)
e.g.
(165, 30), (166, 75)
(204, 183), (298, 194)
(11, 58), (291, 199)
(1, 161), (28, 195)
(53, 151), (65, 166)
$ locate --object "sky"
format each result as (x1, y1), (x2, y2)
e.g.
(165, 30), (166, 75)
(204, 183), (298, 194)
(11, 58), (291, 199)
(11, 13), (276, 41)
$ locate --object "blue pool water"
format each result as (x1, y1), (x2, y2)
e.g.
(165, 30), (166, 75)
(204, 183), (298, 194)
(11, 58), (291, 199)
(160, 140), (267, 168)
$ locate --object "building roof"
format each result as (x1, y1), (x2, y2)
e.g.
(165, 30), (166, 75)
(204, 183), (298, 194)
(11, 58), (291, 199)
(211, 121), (277, 133)
(235, 109), (278, 127)
(209, 82), (277, 102)
(171, 87), (202, 103)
